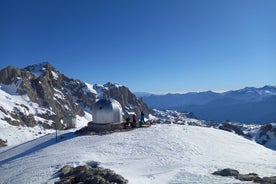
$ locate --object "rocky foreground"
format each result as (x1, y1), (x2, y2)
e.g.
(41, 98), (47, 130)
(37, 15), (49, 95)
(55, 165), (128, 184)
(212, 168), (276, 184)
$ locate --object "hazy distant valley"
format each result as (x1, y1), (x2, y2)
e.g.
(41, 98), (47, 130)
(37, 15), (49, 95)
(140, 86), (276, 124)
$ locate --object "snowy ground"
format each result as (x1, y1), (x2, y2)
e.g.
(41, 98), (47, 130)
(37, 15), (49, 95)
(0, 112), (91, 147)
(0, 124), (276, 184)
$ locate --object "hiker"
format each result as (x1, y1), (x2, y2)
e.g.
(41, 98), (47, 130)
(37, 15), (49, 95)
(125, 117), (131, 128)
(131, 114), (137, 128)
(140, 111), (145, 126)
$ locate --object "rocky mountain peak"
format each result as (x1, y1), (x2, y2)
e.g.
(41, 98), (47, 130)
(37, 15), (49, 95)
(0, 62), (152, 129)
(24, 62), (56, 77)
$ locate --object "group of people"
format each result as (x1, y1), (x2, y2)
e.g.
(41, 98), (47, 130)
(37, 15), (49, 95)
(124, 111), (145, 128)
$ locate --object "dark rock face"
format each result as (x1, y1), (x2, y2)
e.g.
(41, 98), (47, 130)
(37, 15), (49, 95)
(255, 123), (276, 147)
(212, 168), (239, 177)
(212, 168), (275, 184)
(262, 176), (276, 184)
(0, 63), (84, 129)
(0, 139), (7, 147)
(103, 82), (152, 118)
(55, 165), (128, 184)
(218, 123), (244, 136)
(0, 63), (151, 129)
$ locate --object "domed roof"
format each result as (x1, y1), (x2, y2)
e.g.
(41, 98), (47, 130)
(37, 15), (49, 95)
(92, 98), (123, 124)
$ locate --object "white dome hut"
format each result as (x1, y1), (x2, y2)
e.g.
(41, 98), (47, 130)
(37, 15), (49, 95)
(92, 98), (123, 124)
(87, 98), (124, 132)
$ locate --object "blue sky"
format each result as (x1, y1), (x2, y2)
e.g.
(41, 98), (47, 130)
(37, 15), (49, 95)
(1, 0), (275, 93)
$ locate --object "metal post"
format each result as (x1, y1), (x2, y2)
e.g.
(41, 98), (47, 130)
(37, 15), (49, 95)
(55, 123), (57, 142)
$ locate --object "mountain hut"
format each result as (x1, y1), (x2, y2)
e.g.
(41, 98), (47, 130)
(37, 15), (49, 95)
(88, 98), (124, 131)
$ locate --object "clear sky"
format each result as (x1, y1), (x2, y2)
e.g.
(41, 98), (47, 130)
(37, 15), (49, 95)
(1, 0), (275, 94)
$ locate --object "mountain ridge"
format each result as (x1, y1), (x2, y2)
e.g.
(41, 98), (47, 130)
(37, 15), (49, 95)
(142, 86), (276, 124)
(0, 62), (151, 129)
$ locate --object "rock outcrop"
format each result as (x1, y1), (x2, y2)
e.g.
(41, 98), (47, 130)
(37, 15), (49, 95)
(218, 123), (244, 136)
(212, 168), (276, 184)
(55, 165), (128, 184)
(0, 139), (7, 147)
(102, 82), (151, 118)
(257, 123), (276, 145)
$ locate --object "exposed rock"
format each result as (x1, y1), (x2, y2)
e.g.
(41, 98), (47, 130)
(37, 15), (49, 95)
(255, 123), (276, 148)
(212, 168), (239, 177)
(237, 173), (261, 182)
(59, 165), (74, 178)
(102, 82), (152, 118)
(0, 138), (7, 147)
(261, 176), (276, 184)
(55, 165), (128, 184)
(218, 123), (244, 136)
(212, 168), (276, 184)
(260, 124), (273, 137)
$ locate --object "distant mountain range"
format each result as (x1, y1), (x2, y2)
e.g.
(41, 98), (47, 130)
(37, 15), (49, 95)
(0, 62), (151, 129)
(140, 86), (276, 124)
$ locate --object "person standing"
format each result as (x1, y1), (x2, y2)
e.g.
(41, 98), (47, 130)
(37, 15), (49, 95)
(131, 114), (137, 128)
(140, 111), (145, 126)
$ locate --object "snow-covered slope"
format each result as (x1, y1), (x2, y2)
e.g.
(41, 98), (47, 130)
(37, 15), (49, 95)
(0, 124), (275, 184)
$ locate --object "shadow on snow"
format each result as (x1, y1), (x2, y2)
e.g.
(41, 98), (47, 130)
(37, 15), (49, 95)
(0, 132), (77, 166)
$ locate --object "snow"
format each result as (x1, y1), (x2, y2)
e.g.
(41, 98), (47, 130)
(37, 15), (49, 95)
(0, 124), (275, 184)
(0, 79), (22, 95)
(0, 110), (91, 148)
(0, 121), (54, 147)
(83, 82), (106, 98)
(113, 83), (122, 88)
(25, 62), (49, 77)
(0, 88), (50, 121)
(51, 71), (59, 80)
(253, 123), (276, 150)
(265, 130), (276, 149)
(154, 109), (205, 126)
(0, 87), (82, 147)
(75, 112), (92, 128)
(84, 82), (97, 94)
(93, 84), (106, 98)
(53, 88), (65, 100)
(0, 88), (56, 146)
(0, 89), (38, 114)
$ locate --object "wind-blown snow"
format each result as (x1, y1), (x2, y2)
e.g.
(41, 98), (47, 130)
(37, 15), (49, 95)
(0, 124), (275, 184)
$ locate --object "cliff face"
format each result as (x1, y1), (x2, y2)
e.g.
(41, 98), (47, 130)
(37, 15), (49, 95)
(0, 62), (151, 129)
(102, 82), (151, 118)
